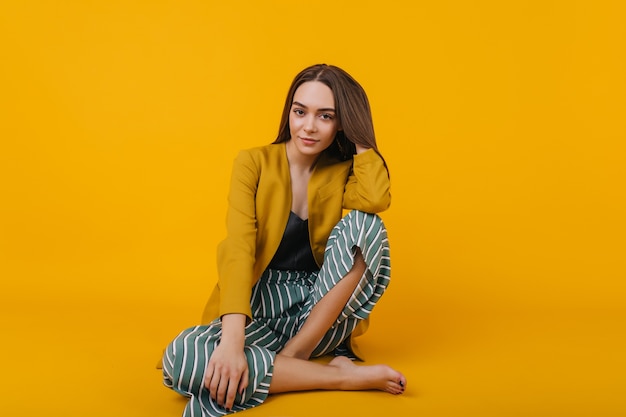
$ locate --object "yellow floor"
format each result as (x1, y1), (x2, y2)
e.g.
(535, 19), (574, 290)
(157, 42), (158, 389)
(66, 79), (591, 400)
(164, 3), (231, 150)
(2, 275), (624, 417)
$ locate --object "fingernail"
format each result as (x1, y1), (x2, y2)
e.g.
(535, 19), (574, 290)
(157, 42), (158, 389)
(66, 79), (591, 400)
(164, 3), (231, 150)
(399, 380), (404, 387)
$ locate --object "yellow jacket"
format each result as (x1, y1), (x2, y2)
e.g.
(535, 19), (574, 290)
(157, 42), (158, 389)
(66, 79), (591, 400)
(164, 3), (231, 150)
(201, 142), (391, 358)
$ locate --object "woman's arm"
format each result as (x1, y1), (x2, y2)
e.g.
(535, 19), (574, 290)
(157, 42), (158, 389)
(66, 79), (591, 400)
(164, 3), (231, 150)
(205, 150), (261, 410)
(216, 150), (260, 319)
(343, 147), (391, 213)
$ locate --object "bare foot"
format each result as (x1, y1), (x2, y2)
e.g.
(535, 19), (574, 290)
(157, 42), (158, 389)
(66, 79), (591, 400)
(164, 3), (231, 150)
(328, 356), (407, 395)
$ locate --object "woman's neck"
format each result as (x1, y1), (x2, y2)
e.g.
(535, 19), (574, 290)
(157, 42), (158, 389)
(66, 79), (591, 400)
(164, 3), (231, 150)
(285, 140), (320, 173)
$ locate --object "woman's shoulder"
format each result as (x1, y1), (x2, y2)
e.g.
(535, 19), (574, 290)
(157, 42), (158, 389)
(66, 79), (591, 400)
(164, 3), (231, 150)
(230, 143), (288, 178)
(236, 142), (285, 161)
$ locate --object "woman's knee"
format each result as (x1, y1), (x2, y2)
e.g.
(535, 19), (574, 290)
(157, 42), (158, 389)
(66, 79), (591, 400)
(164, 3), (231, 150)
(162, 337), (182, 391)
(338, 211), (389, 261)
(342, 210), (384, 228)
(341, 211), (386, 240)
(162, 326), (212, 395)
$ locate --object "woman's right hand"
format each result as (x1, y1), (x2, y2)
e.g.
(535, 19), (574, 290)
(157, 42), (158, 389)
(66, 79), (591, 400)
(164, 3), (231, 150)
(204, 314), (249, 411)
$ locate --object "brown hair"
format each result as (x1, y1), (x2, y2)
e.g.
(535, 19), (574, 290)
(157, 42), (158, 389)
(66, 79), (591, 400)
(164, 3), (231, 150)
(273, 64), (386, 166)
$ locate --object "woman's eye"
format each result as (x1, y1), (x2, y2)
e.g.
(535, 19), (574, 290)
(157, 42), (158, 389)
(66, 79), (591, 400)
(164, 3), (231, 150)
(320, 113), (334, 120)
(293, 109), (305, 116)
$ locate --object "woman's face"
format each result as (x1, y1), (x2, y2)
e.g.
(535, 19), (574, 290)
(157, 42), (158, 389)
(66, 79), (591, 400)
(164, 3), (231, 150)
(288, 81), (341, 159)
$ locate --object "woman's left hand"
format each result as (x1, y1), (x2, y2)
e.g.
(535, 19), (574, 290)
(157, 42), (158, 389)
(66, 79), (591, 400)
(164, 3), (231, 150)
(355, 143), (369, 154)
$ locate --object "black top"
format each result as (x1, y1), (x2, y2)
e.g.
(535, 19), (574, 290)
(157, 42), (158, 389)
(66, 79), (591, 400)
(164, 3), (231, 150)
(267, 211), (319, 272)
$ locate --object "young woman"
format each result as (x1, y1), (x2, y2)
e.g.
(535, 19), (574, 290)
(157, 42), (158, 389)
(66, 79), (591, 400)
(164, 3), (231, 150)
(162, 64), (406, 416)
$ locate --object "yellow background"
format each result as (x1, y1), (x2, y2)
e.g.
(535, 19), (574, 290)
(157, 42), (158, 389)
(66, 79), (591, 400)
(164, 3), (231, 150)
(1, 1), (625, 416)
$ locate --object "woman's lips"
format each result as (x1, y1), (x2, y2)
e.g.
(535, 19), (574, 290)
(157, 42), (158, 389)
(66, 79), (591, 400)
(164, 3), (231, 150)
(300, 137), (318, 145)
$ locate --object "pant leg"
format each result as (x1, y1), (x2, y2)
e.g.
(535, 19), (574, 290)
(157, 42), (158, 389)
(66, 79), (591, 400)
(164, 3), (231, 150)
(162, 323), (275, 417)
(162, 269), (314, 416)
(304, 210), (391, 357)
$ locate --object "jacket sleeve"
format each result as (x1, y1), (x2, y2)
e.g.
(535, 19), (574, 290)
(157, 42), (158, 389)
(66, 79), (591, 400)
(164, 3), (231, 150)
(343, 149), (391, 213)
(216, 150), (259, 320)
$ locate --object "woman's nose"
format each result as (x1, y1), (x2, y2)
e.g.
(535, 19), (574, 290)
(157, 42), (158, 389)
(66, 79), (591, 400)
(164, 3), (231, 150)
(303, 116), (316, 132)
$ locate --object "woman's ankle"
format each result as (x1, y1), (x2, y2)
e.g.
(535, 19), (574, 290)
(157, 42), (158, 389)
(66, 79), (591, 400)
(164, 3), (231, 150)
(279, 342), (312, 360)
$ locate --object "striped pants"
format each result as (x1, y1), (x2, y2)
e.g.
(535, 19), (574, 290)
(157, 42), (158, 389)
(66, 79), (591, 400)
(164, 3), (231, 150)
(162, 211), (391, 416)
